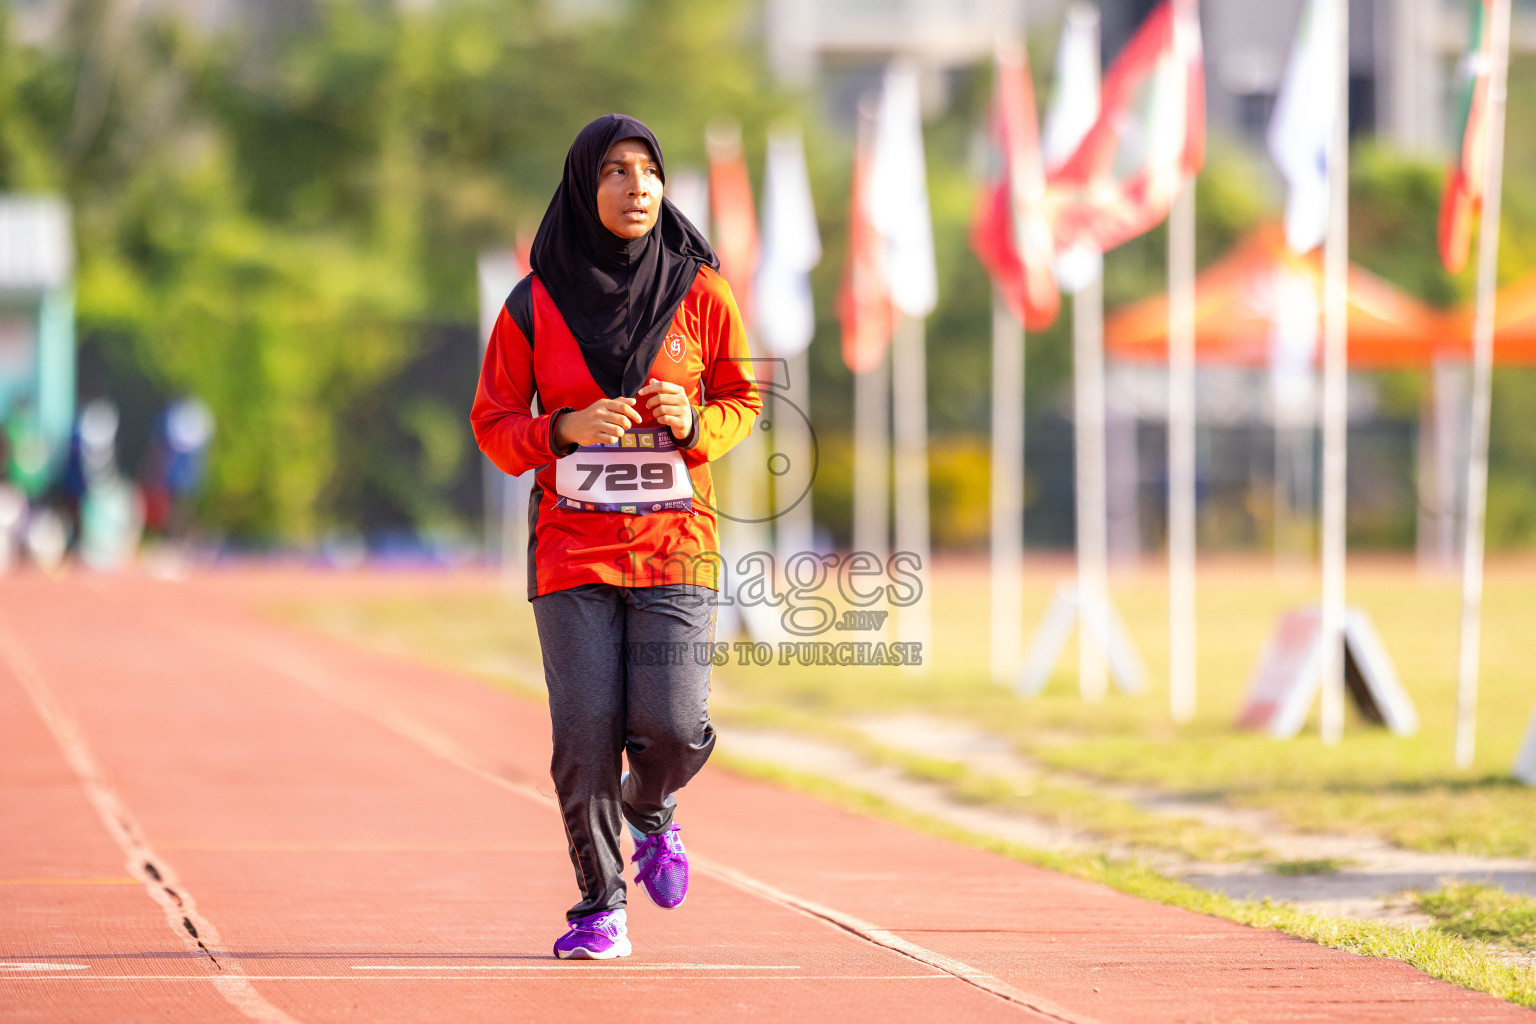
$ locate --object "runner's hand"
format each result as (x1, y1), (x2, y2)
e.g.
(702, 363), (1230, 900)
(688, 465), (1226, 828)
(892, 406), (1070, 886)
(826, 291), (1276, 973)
(555, 397), (642, 447)
(639, 378), (693, 441)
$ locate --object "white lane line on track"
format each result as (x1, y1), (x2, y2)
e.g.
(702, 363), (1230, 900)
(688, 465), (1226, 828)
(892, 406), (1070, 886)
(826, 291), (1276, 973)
(0, 621), (306, 1024)
(0, 963), (89, 971)
(10, 974), (948, 982)
(353, 963), (799, 970)
(215, 633), (1105, 1024)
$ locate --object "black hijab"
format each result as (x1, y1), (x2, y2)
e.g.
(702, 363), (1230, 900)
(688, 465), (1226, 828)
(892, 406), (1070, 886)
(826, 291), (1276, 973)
(530, 114), (719, 399)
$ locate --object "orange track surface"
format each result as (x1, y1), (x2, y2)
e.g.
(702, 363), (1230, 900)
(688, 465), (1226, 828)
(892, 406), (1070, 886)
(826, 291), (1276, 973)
(0, 570), (1527, 1023)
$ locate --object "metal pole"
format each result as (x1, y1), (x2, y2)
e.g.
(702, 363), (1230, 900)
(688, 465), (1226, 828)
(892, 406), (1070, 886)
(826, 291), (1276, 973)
(853, 355), (890, 562)
(1318, 0), (1350, 746)
(774, 348), (815, 567)
(991, 290), (1025, 684)
(1456, 0), (1513, 771)
(893, 314), (931, 664)
(1074, 274), (1109, 701)
(1167, 181), (1197, 723)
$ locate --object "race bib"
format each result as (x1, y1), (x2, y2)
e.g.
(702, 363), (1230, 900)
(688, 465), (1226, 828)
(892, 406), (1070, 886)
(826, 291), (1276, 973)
(553, 427), (693, 515)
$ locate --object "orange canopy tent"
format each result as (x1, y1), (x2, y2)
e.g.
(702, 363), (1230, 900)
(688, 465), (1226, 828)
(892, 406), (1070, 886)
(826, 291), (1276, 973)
(1105, 225), (1451, 369)
(1439, 271), (1536, 365)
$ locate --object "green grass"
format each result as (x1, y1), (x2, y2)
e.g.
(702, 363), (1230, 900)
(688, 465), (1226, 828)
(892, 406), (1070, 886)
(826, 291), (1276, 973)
(274, 559), (1536, 858)
(1269, 857), (1352, 876)
(268, 563), (1536, 1006)
(852, 738), (1266, 862)
(1418, 883), (1536, 949)
(714, 752), (1536, 1008)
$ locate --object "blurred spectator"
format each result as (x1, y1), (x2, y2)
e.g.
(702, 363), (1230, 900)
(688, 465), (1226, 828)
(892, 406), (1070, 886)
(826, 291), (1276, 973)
(24, 508), (67, 572)
(141, 398), (214, 544)
(0, 483), (23, 572)
(73, 399), (144, 571)
(5, 401), (51, 501)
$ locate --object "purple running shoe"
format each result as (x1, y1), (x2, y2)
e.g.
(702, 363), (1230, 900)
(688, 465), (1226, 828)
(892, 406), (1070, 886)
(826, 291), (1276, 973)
(552, 909), (631, 960)
(632, 823), (688, 909)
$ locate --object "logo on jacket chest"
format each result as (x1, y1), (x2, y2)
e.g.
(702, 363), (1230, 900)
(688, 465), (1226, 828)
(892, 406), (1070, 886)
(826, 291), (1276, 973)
(664, 332), (688, 363)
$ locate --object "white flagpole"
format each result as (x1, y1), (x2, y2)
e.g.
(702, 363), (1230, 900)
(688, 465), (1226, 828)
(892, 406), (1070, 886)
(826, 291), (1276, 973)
(991, 290), (1025, 684)
(476, 249), (529, 595)
(893, 314), (931, 663)
(850, 97), (889, 570)
(1318, 0), (1350, 745)
(774, 347), (816, 566)
(756, 124), (821, 569)
(853, 355), (890, 562)
(870, 64), (937, 664)
(1456, 0), (1513, 771)
(1042, 3), (1109, 701)
(1167, 180), (1197, 723)
(1074, 271), (1110, 701)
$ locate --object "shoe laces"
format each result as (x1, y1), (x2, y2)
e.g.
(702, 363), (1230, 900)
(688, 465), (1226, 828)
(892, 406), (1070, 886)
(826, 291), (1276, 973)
(569, 910), (623, 937)
(632, 824), (684, 882)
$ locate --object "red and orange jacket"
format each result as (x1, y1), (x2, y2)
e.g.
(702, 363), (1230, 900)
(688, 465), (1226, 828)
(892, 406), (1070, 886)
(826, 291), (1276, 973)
(471, 266), (761, 598)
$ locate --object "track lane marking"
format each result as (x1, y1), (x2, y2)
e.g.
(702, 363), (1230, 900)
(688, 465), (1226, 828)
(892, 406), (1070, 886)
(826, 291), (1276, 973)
(181, 621), (1103, 1024)
(0, 877), (139, 885)
(0, 619), (307, 1024)
(353, 963), (798, 970)
(1, 973), (951, 981)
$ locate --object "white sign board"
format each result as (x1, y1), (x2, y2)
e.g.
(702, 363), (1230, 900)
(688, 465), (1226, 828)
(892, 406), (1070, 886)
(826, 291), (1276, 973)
(1016, 582), (1145, 697)
(1515, 704), (1536, 786)
(1238, 606), (1418, 738)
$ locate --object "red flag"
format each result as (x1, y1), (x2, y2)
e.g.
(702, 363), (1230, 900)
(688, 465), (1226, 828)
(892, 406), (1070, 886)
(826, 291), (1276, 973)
(839, 102), (893, 374)
(1048, 0), (1205, 255)
(706, 121), (760, 326)
(970, 44), (1059, 331)
(1439, 0), (1493, 273)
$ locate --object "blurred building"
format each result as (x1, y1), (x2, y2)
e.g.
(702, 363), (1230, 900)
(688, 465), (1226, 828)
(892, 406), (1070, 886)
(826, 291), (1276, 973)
(0, 196), (76, 488)
(763, 0), (1536, 156)
(11, 0), (317, 46)
(18, 0), (1536, 156)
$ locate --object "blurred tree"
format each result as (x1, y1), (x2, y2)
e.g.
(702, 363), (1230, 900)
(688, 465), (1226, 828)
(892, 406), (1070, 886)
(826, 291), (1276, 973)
(5, 2), (1535, 551)
(5, 0), (792, 543)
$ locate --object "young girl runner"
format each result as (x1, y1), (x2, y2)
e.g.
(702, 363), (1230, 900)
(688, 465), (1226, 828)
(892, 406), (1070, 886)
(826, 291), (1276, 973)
(472, 114), (760, 960)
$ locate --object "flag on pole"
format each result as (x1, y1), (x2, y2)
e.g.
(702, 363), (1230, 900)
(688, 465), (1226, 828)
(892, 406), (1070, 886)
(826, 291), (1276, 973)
(1440, 0), (1495, 274)
(667, 166), (711, 243)
(839, 102), (893, 373)
(706, 120), (761, 325)
(1048, 0), (1205, 256)
(1043, 4), (1103, 291)
(1269, 0), (1337, 255)
(869, 64), (938, 319)
(868, 64), (936, 667)
(1042, 5), (1103, 175)
(756, 126), (822, 356)
(971, 43), (1060, 332)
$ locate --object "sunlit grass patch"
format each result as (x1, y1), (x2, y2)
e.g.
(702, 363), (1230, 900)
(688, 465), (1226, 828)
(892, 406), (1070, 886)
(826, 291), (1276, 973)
(1269, 857), (1352, 875)
(862, 743), (1266, 862)
(718, 754), (1536, 1008)
(268, 561), (1536, 1006)
(272, 558), (1536, 858)
(1418, 883), (1536, 949)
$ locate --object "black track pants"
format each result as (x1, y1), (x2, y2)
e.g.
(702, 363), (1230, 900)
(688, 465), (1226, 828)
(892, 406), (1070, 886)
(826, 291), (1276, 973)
(530, 582), (717, 920)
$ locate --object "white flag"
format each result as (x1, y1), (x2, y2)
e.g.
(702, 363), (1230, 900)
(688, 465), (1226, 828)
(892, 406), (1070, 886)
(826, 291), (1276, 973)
(476, 248), (524, 350)
(756, 126), (822, 356)
(867, 63), (937, 318)
(1042, 3), (1103, 290)
(1041, 3), (1101, 174)
(667, 166), (711, 241)
(1268, 0), (1337, 255)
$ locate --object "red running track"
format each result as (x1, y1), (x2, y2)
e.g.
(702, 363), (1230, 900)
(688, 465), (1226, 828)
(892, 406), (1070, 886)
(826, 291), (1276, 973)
(0, 570), (1528, 1023)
